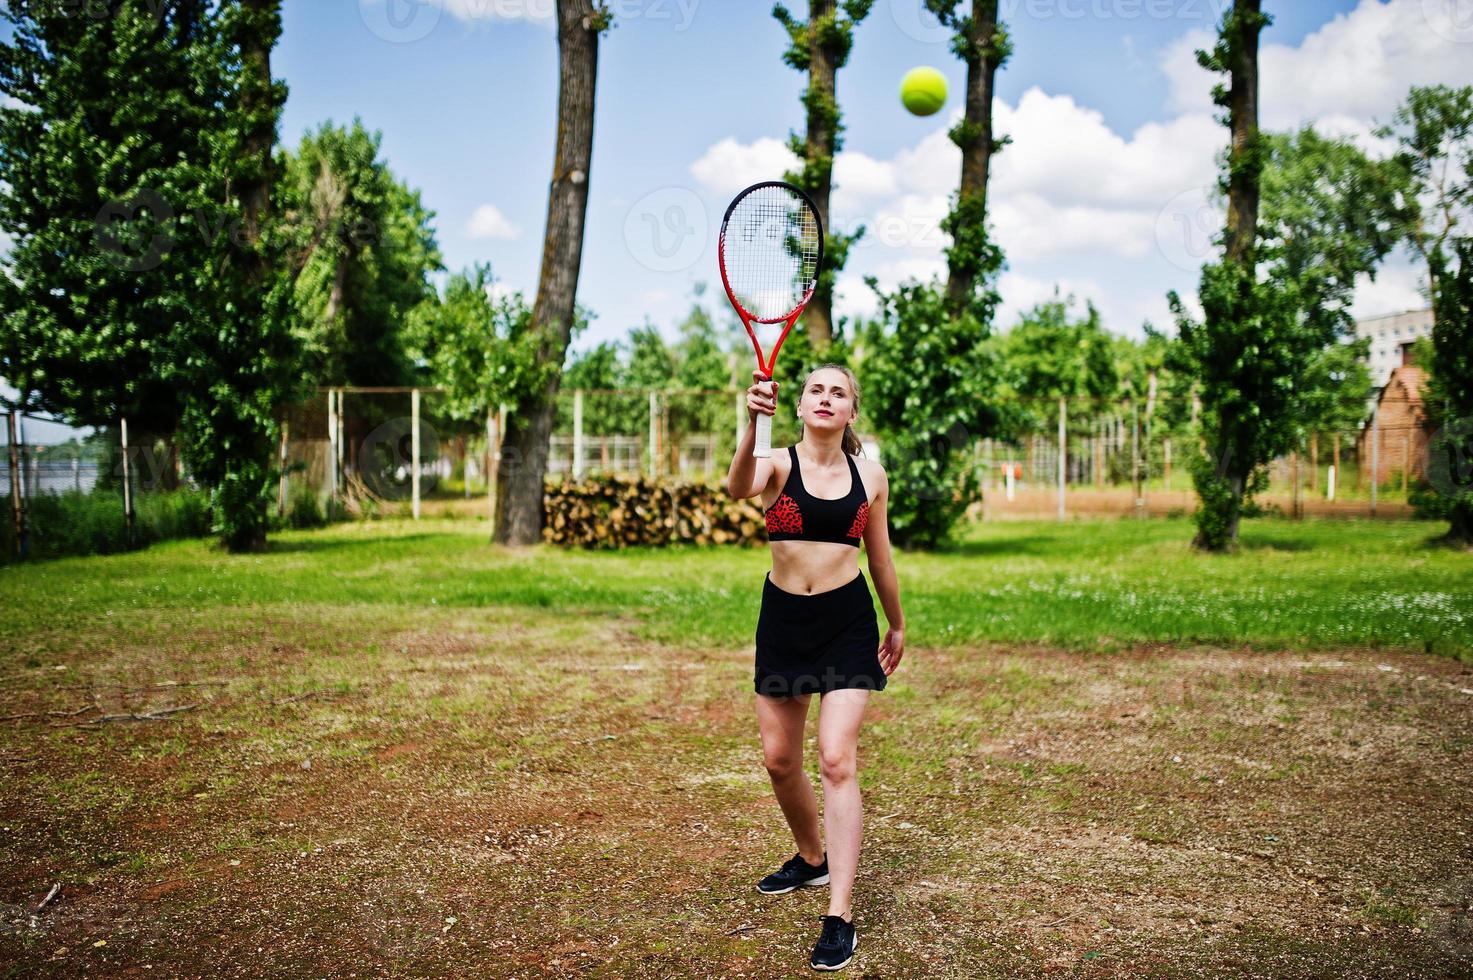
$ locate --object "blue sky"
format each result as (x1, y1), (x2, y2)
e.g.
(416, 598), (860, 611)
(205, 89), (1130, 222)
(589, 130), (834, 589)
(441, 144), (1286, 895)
(283, 0), (1471, 360)
(10, 0), (1468, 445)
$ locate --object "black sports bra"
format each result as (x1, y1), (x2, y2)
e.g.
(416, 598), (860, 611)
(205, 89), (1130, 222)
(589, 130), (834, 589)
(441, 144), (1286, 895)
(764, 445), (870, 547)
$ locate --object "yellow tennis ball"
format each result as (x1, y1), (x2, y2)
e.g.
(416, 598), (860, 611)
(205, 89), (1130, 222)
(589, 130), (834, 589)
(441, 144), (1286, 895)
(900, 66), (947, 117)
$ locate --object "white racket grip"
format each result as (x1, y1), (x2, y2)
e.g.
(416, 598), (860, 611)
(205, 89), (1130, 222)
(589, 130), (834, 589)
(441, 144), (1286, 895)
(753, 411), (773, 458)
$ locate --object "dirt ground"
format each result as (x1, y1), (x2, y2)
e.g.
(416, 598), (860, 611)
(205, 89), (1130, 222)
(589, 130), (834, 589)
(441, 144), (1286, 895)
(1, 608), (1470, 978)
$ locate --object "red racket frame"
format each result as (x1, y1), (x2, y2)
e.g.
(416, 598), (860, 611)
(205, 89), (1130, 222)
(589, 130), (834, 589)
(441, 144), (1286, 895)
(716, 180), (825, 385)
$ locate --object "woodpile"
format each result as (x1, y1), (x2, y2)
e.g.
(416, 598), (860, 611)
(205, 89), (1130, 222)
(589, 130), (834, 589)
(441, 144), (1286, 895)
(543, 477), (767, 548)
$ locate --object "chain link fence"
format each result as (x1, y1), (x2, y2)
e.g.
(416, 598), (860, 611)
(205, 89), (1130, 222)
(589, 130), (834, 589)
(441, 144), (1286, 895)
(4, 389), (1432, 560)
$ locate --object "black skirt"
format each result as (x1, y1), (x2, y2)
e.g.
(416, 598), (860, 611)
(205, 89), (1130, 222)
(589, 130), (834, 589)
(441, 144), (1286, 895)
(754, 570), (887, 697)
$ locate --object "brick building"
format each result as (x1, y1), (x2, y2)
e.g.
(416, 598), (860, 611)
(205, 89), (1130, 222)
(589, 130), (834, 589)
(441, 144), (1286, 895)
(1357, 341), (1430, 486)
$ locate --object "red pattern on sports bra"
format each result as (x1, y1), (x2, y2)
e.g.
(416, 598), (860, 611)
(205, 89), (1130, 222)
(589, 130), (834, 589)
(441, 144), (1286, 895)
(846, 500), (869, 539)
(765, 494), (803, 534)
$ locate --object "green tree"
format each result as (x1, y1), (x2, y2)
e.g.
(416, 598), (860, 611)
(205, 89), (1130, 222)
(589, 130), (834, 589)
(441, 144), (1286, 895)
(1260, 127), (1414, 341)
(175, 0), (301, 552)
(860, 275), (1001, 548)
(0, 1), (216, 431)
(1379, 84), (1473, 313)
(279, 118), (443, 387)
(855, 0), (1009, 548)
(1166, 0), (1277, 551)
(1415, 240), (1473, 544)
(772, 0), (874, 348)
(496, 0), (612, 545)
(925, 0), (1011, 319)
(0, 0), (301, 552)
(994, 294), (1118, 430)
(405, 263), (551, 427)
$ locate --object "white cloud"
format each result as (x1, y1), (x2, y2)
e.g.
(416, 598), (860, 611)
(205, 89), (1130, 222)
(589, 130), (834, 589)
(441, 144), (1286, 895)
(992, 89), (1221, 208)
(994, 194), (1158, 262)
(833, 272), (880, 322)
(691, 1), (1464, 347)
(484, 280), (518, 302)
(689, 137), (797, 194)
(833, 151), (898, 199)
(1164, 0), (1473, 134)
(444, 0), (555, 24)
(997, 272), (1107, 330)
(689, 139), (900, 201)
(1350, 258), (1429, 320)
(467, 203), (520, 240)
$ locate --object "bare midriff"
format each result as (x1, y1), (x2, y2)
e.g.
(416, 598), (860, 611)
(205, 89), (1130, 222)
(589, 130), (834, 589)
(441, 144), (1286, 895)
(767, 539), (861, 595)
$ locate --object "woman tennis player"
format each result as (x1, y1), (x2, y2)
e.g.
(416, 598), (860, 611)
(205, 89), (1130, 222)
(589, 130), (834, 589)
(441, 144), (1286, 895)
(724, 362), (905, 972)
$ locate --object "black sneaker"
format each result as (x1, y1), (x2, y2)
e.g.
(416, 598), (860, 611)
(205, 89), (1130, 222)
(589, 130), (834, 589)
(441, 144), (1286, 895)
(756, 851), (829, 894)
(810, 913), (857, 971)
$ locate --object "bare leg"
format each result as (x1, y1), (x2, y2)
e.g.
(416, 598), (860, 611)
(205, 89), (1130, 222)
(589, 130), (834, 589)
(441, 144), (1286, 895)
(754, 692), (824, 866)
(817, 688), (870, 920)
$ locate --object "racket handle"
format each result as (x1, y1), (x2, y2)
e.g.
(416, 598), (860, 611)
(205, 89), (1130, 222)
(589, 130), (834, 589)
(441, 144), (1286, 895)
(753, 411), (773, 458)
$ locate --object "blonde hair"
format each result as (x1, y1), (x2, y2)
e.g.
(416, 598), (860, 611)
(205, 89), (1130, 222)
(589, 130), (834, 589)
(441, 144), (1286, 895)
(799, 362), (864, 457)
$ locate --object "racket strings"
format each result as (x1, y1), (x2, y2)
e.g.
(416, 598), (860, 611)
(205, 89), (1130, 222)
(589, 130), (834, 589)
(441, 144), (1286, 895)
(721, 185), (821, 323)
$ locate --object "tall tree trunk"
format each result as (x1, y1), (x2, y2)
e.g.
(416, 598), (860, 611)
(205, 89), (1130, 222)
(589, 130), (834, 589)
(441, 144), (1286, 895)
(239, 0), (276, 269)
(944, 0), (1004, 316)
(801, 0), (837, 348)
(1222, 0), (1261, 268)
(226, 0), (282, 553)
(1219, 0), (1261, 547)
(494, 0), (603, 546)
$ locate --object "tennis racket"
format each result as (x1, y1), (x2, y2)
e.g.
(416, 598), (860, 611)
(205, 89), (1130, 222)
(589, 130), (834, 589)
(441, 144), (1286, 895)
(717, 180), (824, 458)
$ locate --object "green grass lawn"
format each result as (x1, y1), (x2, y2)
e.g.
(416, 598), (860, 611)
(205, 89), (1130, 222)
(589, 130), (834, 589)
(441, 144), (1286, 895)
(2, 515), (1470, 976)
(4, 515), (1470, 662)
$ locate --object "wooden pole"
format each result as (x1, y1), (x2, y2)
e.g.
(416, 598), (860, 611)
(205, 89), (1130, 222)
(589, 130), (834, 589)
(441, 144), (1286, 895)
(1291, 445), (1301, 520)
(1131, 400), (1142, 515)
(1332, 432), (1341, 499)
(411, 388), (421, 520)
(648, 390), (659, 480)
(573, 389), (584, 480)
(277, 421), (289, 517)
(1057, 396), (1067, 522)
(1370, 407), (1379, 516)
(1309, 431), (1319, 494)
(325, 389), (338, 501)
(486, 406), (495, 523)
(1164, 436), (1173, 490)
(7, 411), (24, 559)
(121, 416), (135, 538)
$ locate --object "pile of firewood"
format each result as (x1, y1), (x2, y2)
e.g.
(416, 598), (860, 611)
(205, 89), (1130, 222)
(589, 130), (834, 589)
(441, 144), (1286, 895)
(543, 477), (767, 548)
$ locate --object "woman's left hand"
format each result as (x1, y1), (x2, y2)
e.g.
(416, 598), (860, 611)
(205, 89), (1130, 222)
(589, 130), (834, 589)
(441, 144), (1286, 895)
(878, 626), (904, 675)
